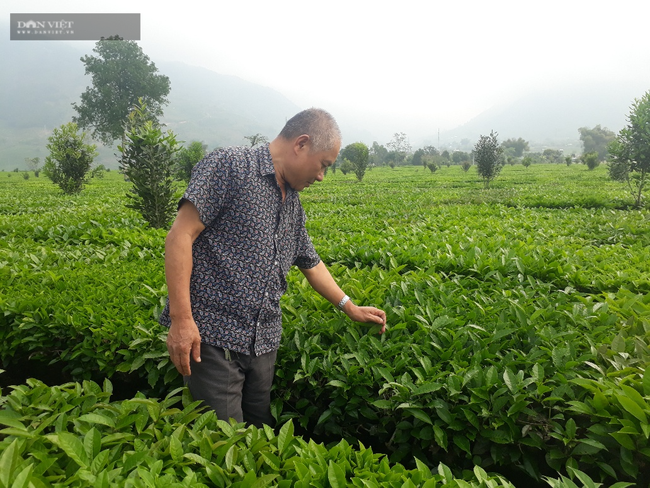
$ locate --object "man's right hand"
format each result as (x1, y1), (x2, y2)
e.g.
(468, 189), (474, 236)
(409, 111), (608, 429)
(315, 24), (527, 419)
(167, 318), (202, 376)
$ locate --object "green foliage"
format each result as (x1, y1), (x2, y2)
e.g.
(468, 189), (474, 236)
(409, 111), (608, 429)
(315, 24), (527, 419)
(118, 100), (180, 229)
(522, 156), (533, 168)
(608, 90), (650, 207)
(452, 151), (471, 164)
(412, 148), (427, 168)
(243, 133), (268, 148)
(176, 141), (207, 183)
(474, 131), (504, 188)
(386, 133), (411, 166)
(72, 37), (170, 145)
(582, 152), (600, 170)
(91, 165), (106, 180)
(2, 165), (650, 486)
(0, 380), (514, 487)
(341, 142), (369, 182)
(579, 125), (616, 162)
(461, 160), (472, 172)
(43, 122), (98, 194)
(339, 159), (354, 175)
(501, 138), (530, 158)
(370, 142), (388, 166)
(543, 149), (564, 164)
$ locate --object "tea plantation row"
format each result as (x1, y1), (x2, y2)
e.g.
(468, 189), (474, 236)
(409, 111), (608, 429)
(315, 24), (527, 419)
(1, 165), (648, 486)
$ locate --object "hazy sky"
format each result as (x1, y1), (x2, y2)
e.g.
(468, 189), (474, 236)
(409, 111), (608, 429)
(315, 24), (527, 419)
(3, 0), (650, 143)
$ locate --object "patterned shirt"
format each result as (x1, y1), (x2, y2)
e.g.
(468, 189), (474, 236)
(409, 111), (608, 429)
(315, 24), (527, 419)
(159, 144), (321, 356)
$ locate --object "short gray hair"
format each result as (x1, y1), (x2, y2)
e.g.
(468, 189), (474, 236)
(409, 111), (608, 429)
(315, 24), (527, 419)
(279, 108), (341, 152)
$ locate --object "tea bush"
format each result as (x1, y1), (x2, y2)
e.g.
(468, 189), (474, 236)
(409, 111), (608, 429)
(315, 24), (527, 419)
(1, 165), (649, 485)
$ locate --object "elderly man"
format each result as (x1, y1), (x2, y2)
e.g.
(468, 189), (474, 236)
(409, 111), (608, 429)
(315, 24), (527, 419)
(160, 108), (386, 427)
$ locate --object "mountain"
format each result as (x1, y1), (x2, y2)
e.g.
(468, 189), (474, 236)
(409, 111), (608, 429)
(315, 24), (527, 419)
(441, 81), (648, 152)
(157, 61), (300, 150)
(0, 35), (300, 170)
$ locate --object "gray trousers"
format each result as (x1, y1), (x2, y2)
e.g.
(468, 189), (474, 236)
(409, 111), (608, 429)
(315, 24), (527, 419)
(184, 343), (277, 428)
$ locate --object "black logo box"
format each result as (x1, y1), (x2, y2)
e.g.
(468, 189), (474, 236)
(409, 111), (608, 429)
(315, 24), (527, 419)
(10, 13), (140, 41)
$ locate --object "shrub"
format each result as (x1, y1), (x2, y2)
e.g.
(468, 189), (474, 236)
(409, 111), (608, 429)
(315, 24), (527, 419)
(582, 152), (600, 170)
(43, 122), (98, 194)
(119, 100), (180, 229)
(0, 379), (516, 487)
(474, 131), (504, 188)
(176, 141), (206, 183)
(339, 158), (354, 175)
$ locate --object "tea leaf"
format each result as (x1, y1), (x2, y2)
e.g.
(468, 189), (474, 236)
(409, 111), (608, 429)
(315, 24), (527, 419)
(616, 394), (647, 423)
(327, 460), (346, 488)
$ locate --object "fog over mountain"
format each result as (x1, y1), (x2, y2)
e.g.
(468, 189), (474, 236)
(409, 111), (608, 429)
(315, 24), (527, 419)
(434, 81), (647, 153)
(0, 30), (647, 170)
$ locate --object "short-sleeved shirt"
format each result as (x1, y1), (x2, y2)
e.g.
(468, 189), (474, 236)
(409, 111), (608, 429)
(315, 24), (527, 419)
(159, 144), (321, 356)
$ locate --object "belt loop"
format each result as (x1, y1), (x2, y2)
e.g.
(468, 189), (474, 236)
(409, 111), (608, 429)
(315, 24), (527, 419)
(224, 348), (231, 361)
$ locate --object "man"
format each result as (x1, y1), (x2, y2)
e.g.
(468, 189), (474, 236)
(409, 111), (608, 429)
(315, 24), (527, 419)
(160, 108), (386, 428)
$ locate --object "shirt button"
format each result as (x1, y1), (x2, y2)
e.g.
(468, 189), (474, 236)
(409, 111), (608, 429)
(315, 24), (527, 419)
(264, 292), (269, 297)
(274, 261), (278, 266)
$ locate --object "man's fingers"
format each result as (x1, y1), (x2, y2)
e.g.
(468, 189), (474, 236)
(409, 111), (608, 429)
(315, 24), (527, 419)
(191, 340), (202, 363)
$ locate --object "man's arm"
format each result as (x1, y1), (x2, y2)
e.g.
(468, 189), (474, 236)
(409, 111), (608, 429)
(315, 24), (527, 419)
(165, 201), (206, 375)
(299, 261), (386, 333)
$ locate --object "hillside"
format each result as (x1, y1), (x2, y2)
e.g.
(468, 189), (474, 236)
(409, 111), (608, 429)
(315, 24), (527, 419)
(441, 81), (648, 152)
(0, 37), (300, 170)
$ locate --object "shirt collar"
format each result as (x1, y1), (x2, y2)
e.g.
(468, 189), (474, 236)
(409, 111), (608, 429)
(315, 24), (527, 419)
(256, 142), (296, 197)
(257, 143), (275, 176)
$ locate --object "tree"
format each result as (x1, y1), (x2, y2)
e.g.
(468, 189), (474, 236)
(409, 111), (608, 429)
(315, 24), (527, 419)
(386, 132), (411, 165)
(608, 91), (650, 207)
(474, 131), (504, 189)
(176, 141), (207, 183)
(422, 145), (439, 156)
(461, 160), (472, 172)
(243, 134), (268, 148)
(72, 37), (171, 145)
(369, 142), (388, 166)
(501, 138), (529, 158)
(341, 142), (369, 181)
(118, 100), (180, 228)
(542, 149), (564, 164)
(43, 122), (98, 194)
(25, 157), (41, 177)
(452, 151), (470, 164)
(522, 156), (533, 168)
(578, 125), (616, 161)
(25, 157), (40, 172)
(386, 151), (400, 169)
(412, 149), (426, 168)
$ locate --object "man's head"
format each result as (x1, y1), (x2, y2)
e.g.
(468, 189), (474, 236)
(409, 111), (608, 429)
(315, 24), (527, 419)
(278, 108), (341, 153)
(270, 108), (341, 192)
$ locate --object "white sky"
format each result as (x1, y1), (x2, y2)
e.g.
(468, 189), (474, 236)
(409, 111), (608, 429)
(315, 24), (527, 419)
(3, 0), (650, 142)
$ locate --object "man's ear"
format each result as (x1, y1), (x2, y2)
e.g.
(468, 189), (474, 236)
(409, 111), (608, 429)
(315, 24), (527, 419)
(294, 134), (310, 153)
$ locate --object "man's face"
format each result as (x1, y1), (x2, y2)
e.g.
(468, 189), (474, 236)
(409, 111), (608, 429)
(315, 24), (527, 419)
(287, 141), (340, 191)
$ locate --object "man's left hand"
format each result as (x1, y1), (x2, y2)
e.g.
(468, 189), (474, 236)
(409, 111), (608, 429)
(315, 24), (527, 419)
(344, 304), (387, 334)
